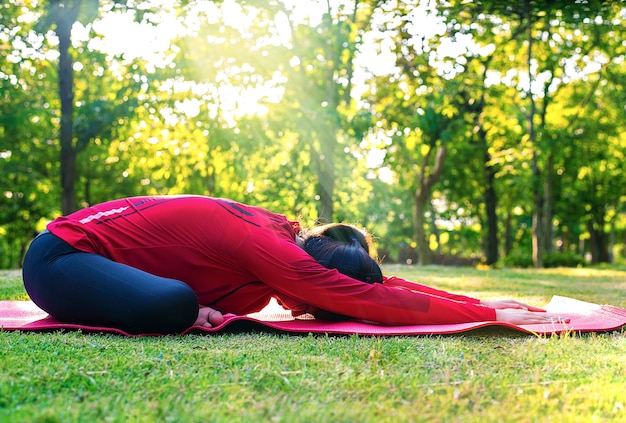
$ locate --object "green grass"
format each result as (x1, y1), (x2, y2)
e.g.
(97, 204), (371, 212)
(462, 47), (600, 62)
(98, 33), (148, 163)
(1, 266), (625, 423)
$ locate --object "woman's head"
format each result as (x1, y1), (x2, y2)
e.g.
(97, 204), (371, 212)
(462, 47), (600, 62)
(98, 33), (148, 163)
(303, 223), (383, 284)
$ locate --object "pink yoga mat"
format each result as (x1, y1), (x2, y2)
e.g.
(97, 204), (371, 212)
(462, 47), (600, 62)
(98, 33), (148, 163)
(1, 296), (625, 337)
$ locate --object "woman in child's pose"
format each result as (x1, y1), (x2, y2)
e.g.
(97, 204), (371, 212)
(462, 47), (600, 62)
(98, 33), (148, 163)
(22, 195), (560, 334)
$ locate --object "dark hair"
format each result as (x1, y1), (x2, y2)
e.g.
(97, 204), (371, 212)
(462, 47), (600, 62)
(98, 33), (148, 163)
(303, 223), (383, 284)
(308, 223), (371, 253)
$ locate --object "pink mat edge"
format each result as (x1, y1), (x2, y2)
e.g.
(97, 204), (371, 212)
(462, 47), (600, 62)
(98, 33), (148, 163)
(1, 296), (625, 337)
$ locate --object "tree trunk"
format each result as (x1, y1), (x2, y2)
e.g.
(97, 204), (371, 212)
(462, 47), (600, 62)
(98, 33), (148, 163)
(504, 211), (513, 257)
(531, 190), (544, 267)
(526, 3), (543, 268)
(429, 201), (441, 253)
(587, 217), (610, 264)
(315, 141), (335, 223)
(484, 155), (499, 265)
(476, 121), (498, 265)
(413, 145), (447, 266)
(54, 0), (81, 214)
(608, 217), (615, 263)
(413, 193), (431, 265)
(316, 65), (337, 223)
(542, 151), (554, 254)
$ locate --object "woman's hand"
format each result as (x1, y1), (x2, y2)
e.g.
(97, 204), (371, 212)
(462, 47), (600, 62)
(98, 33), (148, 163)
(194, 306), (224, 328)
(495, 309), (570, 325)
(480, 299), (546, 312)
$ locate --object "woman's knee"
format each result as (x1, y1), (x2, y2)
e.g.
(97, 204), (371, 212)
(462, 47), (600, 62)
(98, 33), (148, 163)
(22, 232), (76, 311)
(130, 280), (198, 334)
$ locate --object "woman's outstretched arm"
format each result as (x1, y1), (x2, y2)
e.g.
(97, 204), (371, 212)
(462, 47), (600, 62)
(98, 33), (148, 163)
(382, 276), (482, 303)
(384, 277), (556, 318)
(238, 235), (569, 325)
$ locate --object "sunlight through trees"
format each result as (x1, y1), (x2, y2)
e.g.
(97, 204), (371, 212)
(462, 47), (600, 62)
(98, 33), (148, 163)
(1, 0), (625, 268)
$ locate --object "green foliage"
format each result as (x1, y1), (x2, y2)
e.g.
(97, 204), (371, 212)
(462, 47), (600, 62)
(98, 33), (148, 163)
(0, 1), (59, 267)
(503, 251), (586, 270)
(1, 1), (626, 267)
(503, 249), (587, 269)
(542, 252), (586, 269)
(503, 253), (535, 269)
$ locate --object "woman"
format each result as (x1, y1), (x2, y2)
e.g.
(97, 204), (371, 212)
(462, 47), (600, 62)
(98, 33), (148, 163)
(22, 195), (562, 334)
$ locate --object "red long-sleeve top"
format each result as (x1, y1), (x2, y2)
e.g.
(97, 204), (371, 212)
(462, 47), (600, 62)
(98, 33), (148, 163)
(47, 195), (496, 325)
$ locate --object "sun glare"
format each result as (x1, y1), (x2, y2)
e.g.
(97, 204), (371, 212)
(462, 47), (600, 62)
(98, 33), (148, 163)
(78, 1), (299, 124)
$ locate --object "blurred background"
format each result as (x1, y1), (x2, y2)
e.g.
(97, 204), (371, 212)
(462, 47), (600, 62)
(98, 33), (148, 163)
(1, 0), (625, 269)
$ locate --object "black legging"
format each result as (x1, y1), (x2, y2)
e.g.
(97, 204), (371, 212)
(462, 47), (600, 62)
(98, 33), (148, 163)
(22, 231), (198, 334)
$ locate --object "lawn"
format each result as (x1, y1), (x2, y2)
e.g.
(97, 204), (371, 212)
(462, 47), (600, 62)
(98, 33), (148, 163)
(1, 265), (625, 423)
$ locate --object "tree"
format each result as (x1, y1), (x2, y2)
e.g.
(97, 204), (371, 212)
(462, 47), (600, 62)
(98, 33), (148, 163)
(276, 0), (372, 223)
(37, 0), (145, 213)
(510, 0), (624, 265)
(38, 0), (83, 213)
(0, 1), (60, 267)
(460, 0), (625, 266)
(364, 1), (491, 264)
